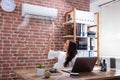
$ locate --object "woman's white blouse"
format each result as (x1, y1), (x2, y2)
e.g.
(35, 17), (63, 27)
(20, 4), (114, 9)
(48, 50), (78, 69)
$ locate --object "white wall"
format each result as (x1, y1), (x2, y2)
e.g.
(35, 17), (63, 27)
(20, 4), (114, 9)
(90, 1), (120, 57)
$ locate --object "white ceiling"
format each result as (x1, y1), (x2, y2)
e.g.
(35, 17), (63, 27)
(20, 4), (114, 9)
(90, 0), (113, 6)
(90, 0), (97, 3)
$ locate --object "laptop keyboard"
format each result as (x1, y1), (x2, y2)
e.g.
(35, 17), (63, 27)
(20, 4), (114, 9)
(62, 69), (72, 73)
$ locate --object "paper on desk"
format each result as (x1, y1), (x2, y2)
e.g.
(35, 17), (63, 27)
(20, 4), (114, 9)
(93, 66), (100, 70)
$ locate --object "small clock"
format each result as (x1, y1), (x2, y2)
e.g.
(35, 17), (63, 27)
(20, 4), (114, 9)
(1, 0), (16, 12)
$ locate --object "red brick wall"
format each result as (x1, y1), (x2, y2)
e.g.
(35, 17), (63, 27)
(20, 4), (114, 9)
(0, 0), (90, 79)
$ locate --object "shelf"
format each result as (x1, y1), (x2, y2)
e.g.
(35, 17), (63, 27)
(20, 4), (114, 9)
(61, 35), (73, 38)
(61, 35), (88, 38)
(63, 22), (97, 27)
(62, 35), (97, 39)
(88, 25), (97, 28)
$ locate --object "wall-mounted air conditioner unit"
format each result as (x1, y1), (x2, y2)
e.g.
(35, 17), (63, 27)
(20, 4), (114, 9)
(22, 3), (58, 20)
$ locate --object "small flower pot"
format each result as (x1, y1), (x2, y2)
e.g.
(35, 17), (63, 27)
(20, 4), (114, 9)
(37, 68), (45, 76)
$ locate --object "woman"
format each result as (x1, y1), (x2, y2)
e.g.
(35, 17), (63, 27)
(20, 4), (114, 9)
(48, 40), (78, 69)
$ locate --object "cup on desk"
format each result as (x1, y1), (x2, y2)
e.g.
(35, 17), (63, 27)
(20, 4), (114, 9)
(37, 68), (45, 76)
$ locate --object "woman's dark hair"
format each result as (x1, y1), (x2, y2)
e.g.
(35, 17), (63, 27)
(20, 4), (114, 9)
(64, 40), (77, 67)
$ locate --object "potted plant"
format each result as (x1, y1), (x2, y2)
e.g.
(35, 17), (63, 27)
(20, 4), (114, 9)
(37, 65), (45, 76)
(44, 70), (51, 78)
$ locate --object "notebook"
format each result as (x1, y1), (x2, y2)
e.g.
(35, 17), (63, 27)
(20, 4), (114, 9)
(62, 57), (98, 73)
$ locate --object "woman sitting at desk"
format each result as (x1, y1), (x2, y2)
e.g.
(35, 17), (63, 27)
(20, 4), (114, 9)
(48, 39), (78, 69)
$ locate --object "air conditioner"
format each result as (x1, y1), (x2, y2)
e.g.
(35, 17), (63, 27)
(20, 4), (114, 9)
(22, 3), (57, 20)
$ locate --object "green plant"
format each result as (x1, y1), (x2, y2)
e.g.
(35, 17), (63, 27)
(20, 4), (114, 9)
(37, 65), (45, 68)
(44, 70), (51, 78)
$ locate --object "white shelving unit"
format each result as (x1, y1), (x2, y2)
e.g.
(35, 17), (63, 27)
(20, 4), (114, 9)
(62, 8), (100, 62)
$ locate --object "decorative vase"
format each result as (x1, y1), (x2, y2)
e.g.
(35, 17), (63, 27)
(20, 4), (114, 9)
(37, 68), (45, 76)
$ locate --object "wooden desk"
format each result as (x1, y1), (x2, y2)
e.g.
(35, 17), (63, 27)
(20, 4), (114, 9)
(14, 68), (120, 80)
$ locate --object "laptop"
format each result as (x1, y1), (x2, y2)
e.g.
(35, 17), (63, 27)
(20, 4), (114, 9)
(62, 57), (98, 73)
